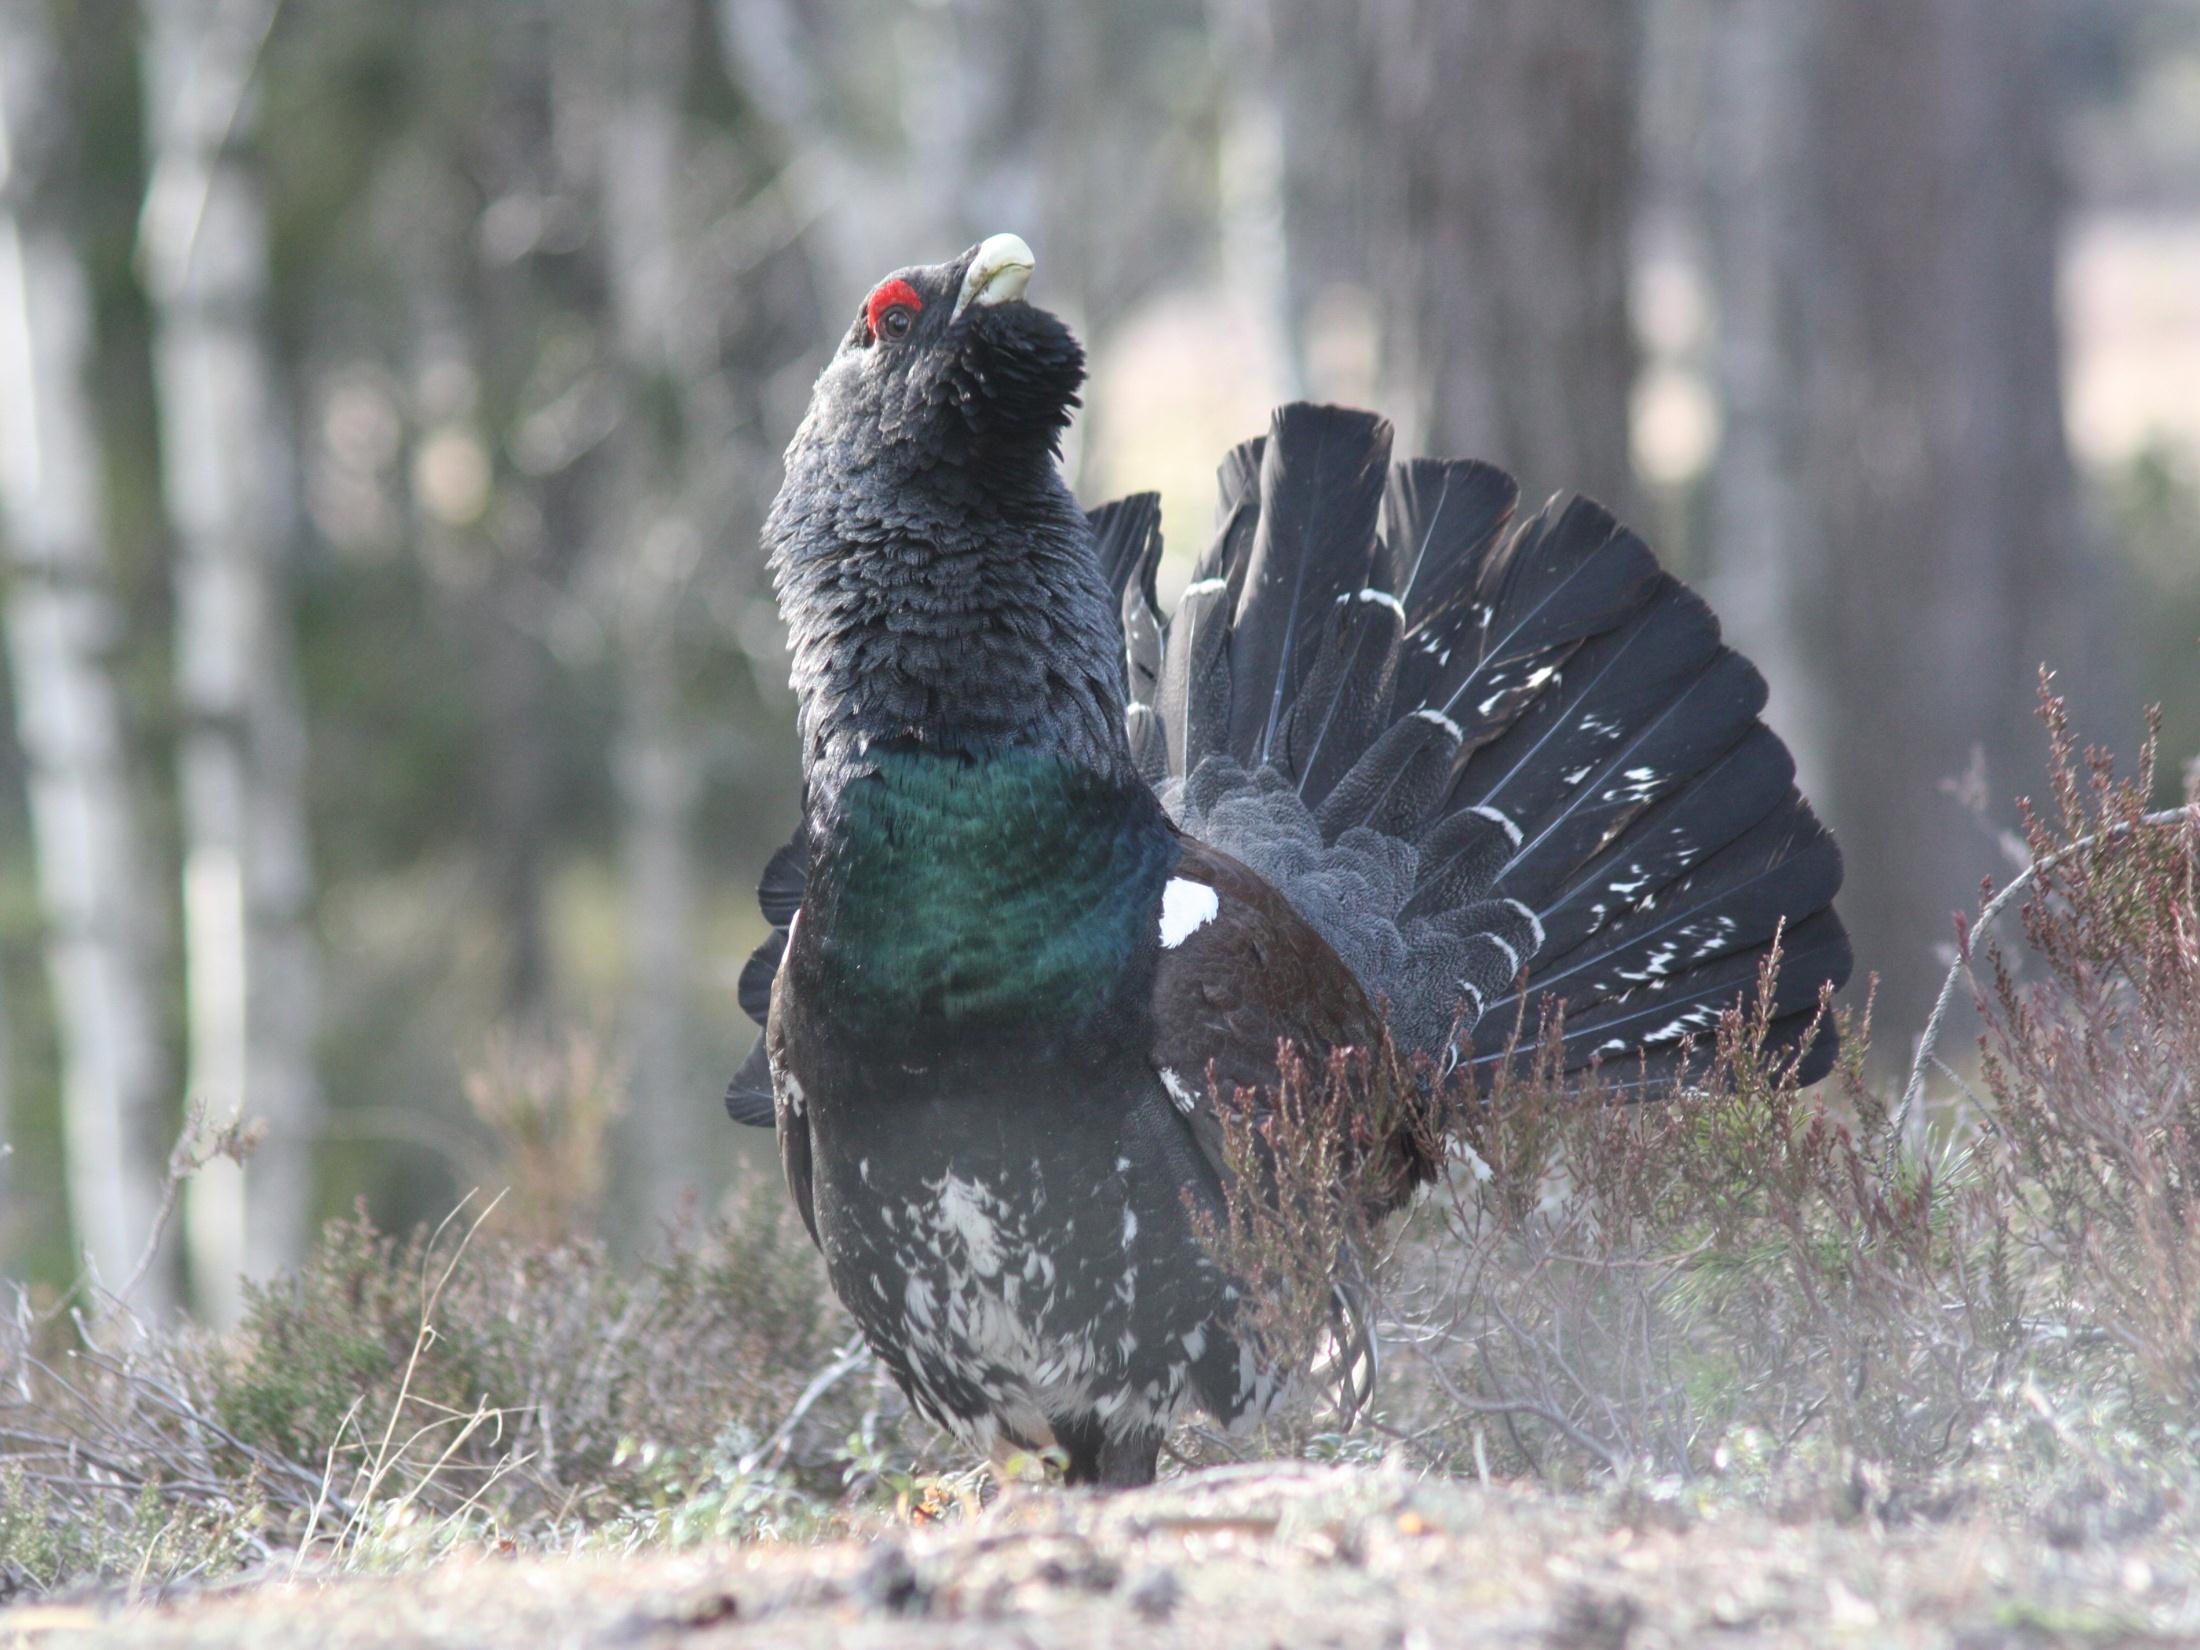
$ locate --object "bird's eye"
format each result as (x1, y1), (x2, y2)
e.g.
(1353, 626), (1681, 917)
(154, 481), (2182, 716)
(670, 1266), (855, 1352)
(863, 277), (925, 346)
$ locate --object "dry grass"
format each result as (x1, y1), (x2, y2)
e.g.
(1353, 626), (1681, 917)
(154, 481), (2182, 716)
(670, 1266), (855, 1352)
(1, 1175), (904, 1593)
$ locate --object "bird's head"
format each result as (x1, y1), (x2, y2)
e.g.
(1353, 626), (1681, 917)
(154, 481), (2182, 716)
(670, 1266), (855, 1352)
(768, 234), (1130, 799)
(794, 234), (1083, 467)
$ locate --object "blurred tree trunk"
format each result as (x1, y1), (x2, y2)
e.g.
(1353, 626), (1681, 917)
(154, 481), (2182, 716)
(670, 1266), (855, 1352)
(477, 13), (578, 1045)
(478, 595), (555, 1032)
(0, 968), (12, 1229)
(600, 0), (707, 1211)
(713, 0), (1186, 458)
(1363, 0), (1641, 510)
(139, 0), (323, 1317)
(0, 3), (173, 1307)
(1699, 0), (1826, 788)
(404, 9), (577, 1049)
(1714, 0), (2091, 1049)
(1211, 0), (1308, 399)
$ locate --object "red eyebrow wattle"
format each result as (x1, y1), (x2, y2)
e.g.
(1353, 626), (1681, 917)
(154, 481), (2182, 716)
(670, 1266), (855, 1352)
(865, 279), (924, 332)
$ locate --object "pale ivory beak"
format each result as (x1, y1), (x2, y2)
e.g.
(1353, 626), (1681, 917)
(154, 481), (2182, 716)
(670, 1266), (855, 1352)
(951, 232), (1035, 321)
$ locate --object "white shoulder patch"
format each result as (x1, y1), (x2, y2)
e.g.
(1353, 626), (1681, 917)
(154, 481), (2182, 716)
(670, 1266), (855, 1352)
(1158, 1067), (1199, 1115)
(1158, 877), (1220, 949)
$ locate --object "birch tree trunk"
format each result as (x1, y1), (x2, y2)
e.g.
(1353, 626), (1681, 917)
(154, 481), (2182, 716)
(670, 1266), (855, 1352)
(0, 3), (173, 1307)
(138, 0), (322, 1317)
(599, 1), (708, 1211)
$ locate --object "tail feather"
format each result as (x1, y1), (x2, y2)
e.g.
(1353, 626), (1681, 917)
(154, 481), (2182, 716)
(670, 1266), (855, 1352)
(1156, 570), (1237, 777)
(1224, 407), (1392, 768)
(1213, 436), (1268, 542)
(738, 927), (786, 1024)
(1098, 493), (1171, 782)
(1088, 491), (1163, 609)
(1276, 587), (1404, 807)
(725, 1040), (775, 1125)
(1170, 435), (1266, 596)
(1480, 805), (1846, 1037)
(1527, 725), (1799, 963)
(1398, 497), (1661, 745)
(1384, 457), (1518, 625)
(1447, 575), (1725, 830)
(757, 831), (808, 927)
(1147, 404), (1850, 1093)
(1481, 648), (1768, 913)
(1468, 905), (1851, 1088)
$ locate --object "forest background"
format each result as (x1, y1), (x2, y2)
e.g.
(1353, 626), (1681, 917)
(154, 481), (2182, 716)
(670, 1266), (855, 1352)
(1, 0), (2196, 1317)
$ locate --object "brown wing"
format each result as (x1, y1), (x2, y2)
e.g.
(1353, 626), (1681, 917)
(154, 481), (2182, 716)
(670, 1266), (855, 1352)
(1148, 838), (1432, 1216)
(764, 1012), (820, 1251)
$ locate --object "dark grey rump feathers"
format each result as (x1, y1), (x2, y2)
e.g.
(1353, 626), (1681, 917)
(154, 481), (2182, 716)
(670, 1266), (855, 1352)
(1117, 405), (1851, 1089)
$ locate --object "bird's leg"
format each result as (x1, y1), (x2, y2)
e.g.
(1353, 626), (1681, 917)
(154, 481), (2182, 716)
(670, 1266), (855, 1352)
(981, 1436), (1064, 1519)
(1095, 1427), (1164, 1489)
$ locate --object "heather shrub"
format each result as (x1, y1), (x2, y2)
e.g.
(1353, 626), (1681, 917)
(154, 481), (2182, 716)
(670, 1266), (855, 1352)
(1367, 977), (2022, 1487)
(1209, 689), (2194, 1503)
(1971, 693), (2200, 1421)
(0, 1176), (905, 1587)
(1189, 1033), (1432, 1417)
(214, 1181), (858, 1520)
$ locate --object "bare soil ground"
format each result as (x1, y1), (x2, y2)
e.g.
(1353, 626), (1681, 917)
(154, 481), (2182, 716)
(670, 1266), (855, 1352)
(6, 1464), (2196, 1649)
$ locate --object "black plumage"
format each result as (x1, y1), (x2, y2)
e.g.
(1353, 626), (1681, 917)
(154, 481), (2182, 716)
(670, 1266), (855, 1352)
(1224, 404), (1390, 767)
(728, 236), (1851, 1487)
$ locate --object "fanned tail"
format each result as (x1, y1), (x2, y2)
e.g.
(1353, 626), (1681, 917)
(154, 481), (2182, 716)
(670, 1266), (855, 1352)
(1130, 404), (1850, 1091)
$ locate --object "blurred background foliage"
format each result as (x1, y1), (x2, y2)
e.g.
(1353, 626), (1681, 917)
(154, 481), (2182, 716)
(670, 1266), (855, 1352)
(0, 0), (2195, 1311)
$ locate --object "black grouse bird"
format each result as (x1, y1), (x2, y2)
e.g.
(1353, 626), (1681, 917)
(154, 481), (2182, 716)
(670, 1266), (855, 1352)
(726, 234), (1851, 1487)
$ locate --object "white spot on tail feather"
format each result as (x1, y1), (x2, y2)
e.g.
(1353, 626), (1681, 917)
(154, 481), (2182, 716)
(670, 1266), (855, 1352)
(1351, 587), (1406, 619)
(1413, 706), (1463, 739)
(1503, 898), (1546, 954)
(1159, 878), (1219, 948)
(1471, 805), (1522, 847)
(1181, 577), (1229, 597)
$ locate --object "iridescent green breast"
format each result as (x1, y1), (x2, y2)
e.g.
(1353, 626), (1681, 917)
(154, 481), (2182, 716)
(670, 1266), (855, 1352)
(797, 747), (1176, 1043)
